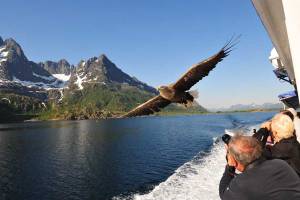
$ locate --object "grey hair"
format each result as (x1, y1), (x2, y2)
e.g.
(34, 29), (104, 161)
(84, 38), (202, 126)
(271, 113), (294, 141)
(228, 134), (262, 166)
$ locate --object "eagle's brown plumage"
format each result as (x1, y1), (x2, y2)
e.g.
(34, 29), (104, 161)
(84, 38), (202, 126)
(122, 95), (171, 118)
(121, 38), (238, 118)
(171, 48), (231, 91)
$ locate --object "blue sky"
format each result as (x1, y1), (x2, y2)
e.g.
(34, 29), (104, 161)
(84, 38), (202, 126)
(0, 0), (292, 108)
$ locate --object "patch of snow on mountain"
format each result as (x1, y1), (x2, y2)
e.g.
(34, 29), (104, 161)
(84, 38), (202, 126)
(0, 79), (11, 83)
(78, 72), (85, 77)
(12, 76), (64, 90)
(13, 76), (49, 89)
(0, 58), (7, 63)
(52, 79), (66, 88)
(52, 74), (71, 82)
(1, 98), (11, 103)
(1, 51), (9, 57)
(0, 46), (9, 63)
(58, 89), (64, 102)
(75, 74), (87, 90)
(32, 72), (55, 81)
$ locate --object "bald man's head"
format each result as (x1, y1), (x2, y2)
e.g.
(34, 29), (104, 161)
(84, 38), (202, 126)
(228, 135), (262, 166)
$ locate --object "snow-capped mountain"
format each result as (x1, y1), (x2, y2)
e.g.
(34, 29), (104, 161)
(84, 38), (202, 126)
(68, 54), (156, 93)
(0, 37), (66, 90)
(0, 36), (157, 101)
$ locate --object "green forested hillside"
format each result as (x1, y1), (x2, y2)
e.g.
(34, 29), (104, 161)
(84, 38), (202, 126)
(0, 84), (207, 121)
(39, 84), (157, 120)
(0, 95), (39, 122)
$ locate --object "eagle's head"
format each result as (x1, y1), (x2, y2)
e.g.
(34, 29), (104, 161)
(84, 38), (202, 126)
(157, 85), (168, 92)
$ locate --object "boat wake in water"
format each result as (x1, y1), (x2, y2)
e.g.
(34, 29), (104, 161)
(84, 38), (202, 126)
(114, 125), (258, 200)
(132, 139), (226, 200)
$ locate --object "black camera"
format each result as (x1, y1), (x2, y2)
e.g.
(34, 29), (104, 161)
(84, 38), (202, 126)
(222, 134), (232, 145)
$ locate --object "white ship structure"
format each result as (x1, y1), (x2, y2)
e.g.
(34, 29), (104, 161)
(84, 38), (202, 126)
(252, 0), (300, 109)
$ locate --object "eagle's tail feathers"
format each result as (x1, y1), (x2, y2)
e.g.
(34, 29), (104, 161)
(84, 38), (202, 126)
(186, 99), (194, 108)
(189, 90), (199, 99)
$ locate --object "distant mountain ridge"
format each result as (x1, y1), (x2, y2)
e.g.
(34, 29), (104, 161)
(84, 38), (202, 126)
(210, 102), (283, 112)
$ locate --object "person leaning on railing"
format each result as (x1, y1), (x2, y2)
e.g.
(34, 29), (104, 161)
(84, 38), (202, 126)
(219, 135), (300, 200)
(253, 112), (300, 176)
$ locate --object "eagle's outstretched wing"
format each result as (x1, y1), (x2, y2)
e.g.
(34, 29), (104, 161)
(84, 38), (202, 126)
(121, 95), (171, 118)
(171, 40), (236, 92)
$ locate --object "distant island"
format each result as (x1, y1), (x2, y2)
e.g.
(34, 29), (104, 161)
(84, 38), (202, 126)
(0, 36), (206, 122)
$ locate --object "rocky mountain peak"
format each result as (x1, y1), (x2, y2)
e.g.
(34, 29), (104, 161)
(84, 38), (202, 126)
(87, 57), (98, 64)
(98, 54), (109, 61)
(57, 59), (73, 74)
(58, 59), (70, 67)
(0, 36), (60, 90)
(98, 54), (117, 68)
(40, 59), (73, 75)
(4, 38), (27, 60)
(67, 54), (157, 93)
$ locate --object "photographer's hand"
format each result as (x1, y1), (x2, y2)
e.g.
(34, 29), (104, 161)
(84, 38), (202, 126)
(220, 150), (236, 197)
(224, 147), (236, 176)
(227, 153), (236, 167)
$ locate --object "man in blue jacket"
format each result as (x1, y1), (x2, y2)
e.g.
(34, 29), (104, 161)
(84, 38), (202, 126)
(219, 135), (300, 200)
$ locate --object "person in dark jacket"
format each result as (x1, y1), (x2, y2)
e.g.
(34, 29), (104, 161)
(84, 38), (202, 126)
(219, 135), (300, 200)
(254, 113), (300, 176)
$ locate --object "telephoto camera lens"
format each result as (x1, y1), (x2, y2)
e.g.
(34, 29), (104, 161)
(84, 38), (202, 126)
(222, 134), (232, 145)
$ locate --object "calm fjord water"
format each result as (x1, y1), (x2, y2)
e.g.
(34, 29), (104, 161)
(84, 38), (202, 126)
(0, 112), (274, 200)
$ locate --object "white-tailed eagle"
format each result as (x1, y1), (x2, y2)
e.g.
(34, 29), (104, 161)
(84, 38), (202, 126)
(121, 38), (238, 118)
